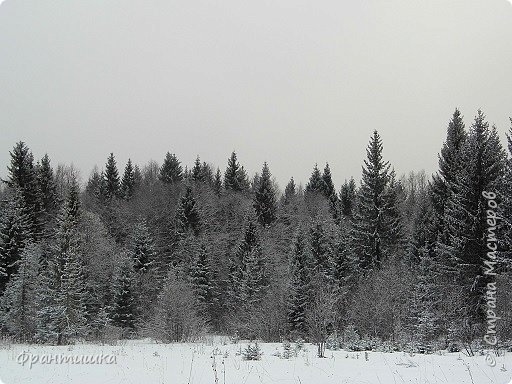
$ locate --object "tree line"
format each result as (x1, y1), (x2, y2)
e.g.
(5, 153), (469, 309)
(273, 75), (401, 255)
(1, 109), (511, 353)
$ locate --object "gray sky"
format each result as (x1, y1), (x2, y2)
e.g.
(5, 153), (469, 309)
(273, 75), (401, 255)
(1, 0), (511, 189)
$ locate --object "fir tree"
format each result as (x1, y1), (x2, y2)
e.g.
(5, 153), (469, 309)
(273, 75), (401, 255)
(321, 163), (335, 198)
(0, 188), (33, 293)
(0, 242), (40, 340)
(305, 164), (323, 194)
(121, 159), (136, 200)
(103, 153), (121, 199)
(287, 231), (311, 337)
(6, 142), (41, 238)
(192, 156), (204, 182)
(213, 168), (223, 195)
(224, 151), (248, 192)
(309, 222), (330, 275)
(440, 111), (505, 325)
(189, 244), (215, 322)
(85, 167), (103, 200)
(176, 186), (201, 237)
(283, 177), (296, 204)
(501, 119), (512, 263)
(253, 162), (277, 227)
(36, 154), (58, 215)
(110, 260), (137, 331)
(431, 109), (467, 243)
(159, 152), (183, 184)
(131, 219), (156, 273)
(351, 130), (397, 271)
(340, 178), (356, 217)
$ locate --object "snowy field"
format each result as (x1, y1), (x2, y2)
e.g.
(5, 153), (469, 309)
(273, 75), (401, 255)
(0, 339), (511, 384)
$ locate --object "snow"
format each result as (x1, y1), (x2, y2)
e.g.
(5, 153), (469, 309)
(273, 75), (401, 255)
(0, 339), (511, 384)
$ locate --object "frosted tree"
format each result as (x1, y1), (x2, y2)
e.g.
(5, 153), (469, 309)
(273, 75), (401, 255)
(351, 130), (397, 271)
(175, 186), (201, 237)
(253, 162), (277, 227)
(305, 164), (323, 194)
(121, 158), (136, 200)
(103, 153), (121, 199)
(159, 152), (183, 184)
(0, 243), (41, 340)
(0, 188), (33, 293)
(340, 178), (357, 217)
(224, 151), (249, 192)
(110, 258), (137, 332)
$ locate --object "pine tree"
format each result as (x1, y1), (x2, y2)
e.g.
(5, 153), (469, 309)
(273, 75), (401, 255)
(191, 156), (204, 182)
(121, 159), (136, 200)
(0, 188), (33, 293)
(310, 222), (330, 275)
(176, 186), (201, 237)
(224, 151), (248, 192)
(103, 153), (121, 199)
(159, 152), (183, 184)
(305, 164), (323, 194)
(253, 162), (277, 227)
(351, 130), (397, 271)
(287, 231), (311, 337)
(340, 178), (356, 217)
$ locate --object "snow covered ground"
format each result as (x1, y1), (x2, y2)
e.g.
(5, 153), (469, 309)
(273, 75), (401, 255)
(0, 339), (511, 384)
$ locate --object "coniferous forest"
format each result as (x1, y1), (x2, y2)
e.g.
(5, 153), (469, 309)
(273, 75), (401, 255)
(1, 109), (512, 355)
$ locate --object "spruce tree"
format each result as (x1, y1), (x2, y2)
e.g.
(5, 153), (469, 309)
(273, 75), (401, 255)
(287, 231), (311, 337)
(176, 186), (201, 237)
(110, 260), (137, 330)
(501, 119), (512, 263)
(6, 142), (42, 238)
(103, 153), (121, 199)
(431, 109), (467, 243)
(351, 130), (396, 271)
(305, 164), (323, 194)
(253, 162), (277, 227)
(283, 177), (296, 204)
(340, 178), (356, 217)
(440, 111), (505, 325)
(191, 156), (204, 182)
(0, 242), (40, 340)
(189, 244), (215, 321)
(321, 163), (335, 198)
(159, 152), (183, 184)
(224, 151), (248, 192)
(121, 159), (136, 200)
(131, 219), (156, 273)
(310, 222), (330, 275)
(213, 168), (223, 195)
(0, 188), (33, 293)
(36, 154), (58, 215)
(85, 167), (103, 200)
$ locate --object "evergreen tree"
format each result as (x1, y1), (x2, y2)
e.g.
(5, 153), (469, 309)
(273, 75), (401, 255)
(440, 111), (505, 325)
(287, 231), (311, 337)
(229, 222), (268, 308)
(224, 151), (248, 192)
(189, 244), (215, 321)
(110, 260), (137, 330)
(340, 178), (356, 217)
(501, 119), (512, 263)
(121, 159), (136, 200)
(321, 163), (335, 198)
(159, 152), (183, 184)
(305, 164), (323, 194)
(309, 222), (330, 275)
(131, 219), (156, 273)
(351, 130), (397, 271)
(0, 242), (40, 340)
(283, 177), (296, 204)
(0, 188), (33, 293)
(6, 142), (41, 238)
(431, 109), (467, 243)
(176, 186), (201, 237)
(85, 167), (103, 200)
(191, 156), (204, 182)
(36, 154), (58, 215)
(103, 153), (121, 199)
(213, 168), (223, 195)
(253, 162), (277, 227)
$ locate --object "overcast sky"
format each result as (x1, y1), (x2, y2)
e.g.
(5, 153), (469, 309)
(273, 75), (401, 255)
(1, 0), (511, 189)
